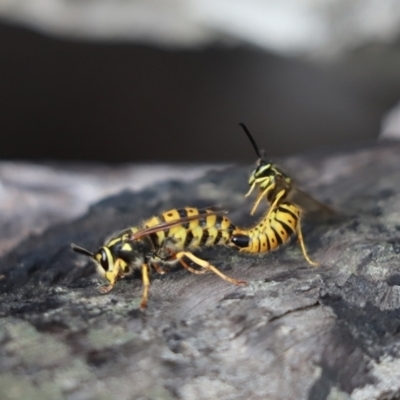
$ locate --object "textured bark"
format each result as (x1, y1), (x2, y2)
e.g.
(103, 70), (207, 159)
(0, 142), (399, 400)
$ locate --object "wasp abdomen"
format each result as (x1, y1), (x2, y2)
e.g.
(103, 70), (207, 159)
(231, 203), (300, 254)
(161, 210), (235, 250)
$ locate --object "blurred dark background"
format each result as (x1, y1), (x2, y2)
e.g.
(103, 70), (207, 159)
(1, 2), (400, 162)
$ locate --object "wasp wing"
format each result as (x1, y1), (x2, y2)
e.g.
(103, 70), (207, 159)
(287, 187), (343, 222)
(128, 209), (228, 241)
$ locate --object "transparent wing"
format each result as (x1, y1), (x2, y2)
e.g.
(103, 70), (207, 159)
(287, 187), (342, 222)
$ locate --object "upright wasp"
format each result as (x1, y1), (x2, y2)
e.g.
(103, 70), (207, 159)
(72, 207), (246, 308)
(231, 123), (334, 266)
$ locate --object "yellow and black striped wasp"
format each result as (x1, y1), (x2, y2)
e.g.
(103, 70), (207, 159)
(230, 123), (334, 266)
(72, 207), (246, 308)
(231, 202), (316, 264)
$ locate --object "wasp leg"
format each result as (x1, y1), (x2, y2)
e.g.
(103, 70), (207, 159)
(158, 244), (205, 274)
(250, 183), (280, 216)
(296, 219), (319, 267)
(250, 189), (267, 215)
(178, 257), (207, 274)
(98, 258), (123, 294)
(98, 285), (114, 294)
(175, 251), (247, 286)
(140, 263), (150, 309)
(261, 189), (286, 220)
(245, 181), (257, 198)
(152, 263), (167, 275)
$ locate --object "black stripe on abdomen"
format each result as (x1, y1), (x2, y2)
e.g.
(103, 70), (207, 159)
(200, 229), (209, 246)
(214, 231), (222, 245)
(177, 208), (190, 229)
(270, 226), (283, 246)
(183, 230), (194, 248)
(276, 218), (295, 237)
(178, 208), (188, 218)
(264, 233), (270, 251)
(215, 215), (224, 229)
(254, 236), (260, 253)
(199, 218), (207, 228)
(278, 206), (297, 222)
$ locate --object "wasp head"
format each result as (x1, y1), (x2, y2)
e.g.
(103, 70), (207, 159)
(239, 123), (276, 190)
(71, 243), (117, 278)
(249, 161), (276, 187)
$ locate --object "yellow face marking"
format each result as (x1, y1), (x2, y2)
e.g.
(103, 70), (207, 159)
(257, 163), (271, 175)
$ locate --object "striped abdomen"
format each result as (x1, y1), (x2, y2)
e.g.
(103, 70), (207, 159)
(138, 207), (236, 251)
(231, 202), (300, 253)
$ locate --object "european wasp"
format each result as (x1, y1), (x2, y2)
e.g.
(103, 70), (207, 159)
(230, 123), (334, 266)
(72, 207), (246, 308)
(231, 202), (317, 265)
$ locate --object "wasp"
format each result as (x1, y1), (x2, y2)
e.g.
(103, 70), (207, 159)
(231, 202), (316, 265)
(230, 123), (334, 266)
(72, 207), (247, 308)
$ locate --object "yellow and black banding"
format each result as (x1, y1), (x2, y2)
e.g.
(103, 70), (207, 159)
(231, 202), (300, 254)
(132, 207), (236, 251)
(71, 206), (246, 309)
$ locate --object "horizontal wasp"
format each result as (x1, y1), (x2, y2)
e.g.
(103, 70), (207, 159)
(230, 123), (334, 266)
(72, 207), (247, 308)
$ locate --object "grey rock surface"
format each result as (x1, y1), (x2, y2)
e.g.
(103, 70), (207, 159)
(0, 143), (400, 400)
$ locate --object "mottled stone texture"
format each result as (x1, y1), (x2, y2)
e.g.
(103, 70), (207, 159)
(0, 142), (400, 400)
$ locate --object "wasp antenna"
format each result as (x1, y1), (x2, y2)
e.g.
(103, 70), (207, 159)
(239, 123), (263, 159)
(71, 243), (94, 257)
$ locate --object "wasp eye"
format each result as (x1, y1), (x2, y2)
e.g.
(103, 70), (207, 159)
(98, 248), (110, 271)
(255, 163), (272, 177)
(255, 166), (264, 176)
